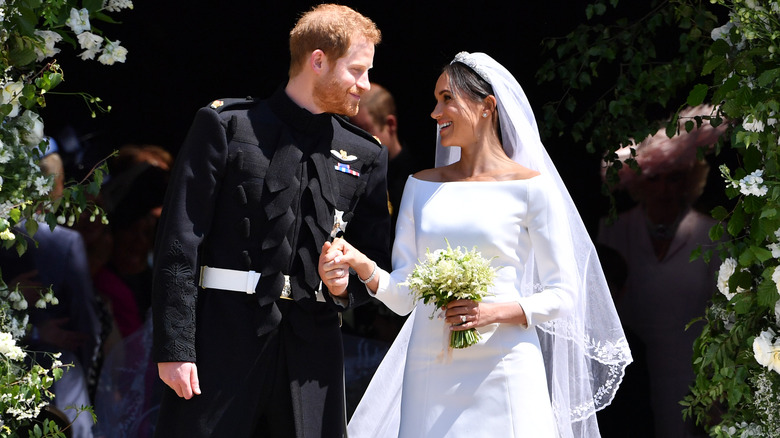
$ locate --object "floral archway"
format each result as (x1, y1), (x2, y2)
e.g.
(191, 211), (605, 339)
(0, 1), (131, 436)
(539, 0), (780, 435)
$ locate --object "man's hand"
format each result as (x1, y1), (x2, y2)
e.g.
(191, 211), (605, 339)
(158, 361), (201, 399)
(319, 241), (349, 296)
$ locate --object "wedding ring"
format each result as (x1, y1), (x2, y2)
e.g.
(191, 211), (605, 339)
(460, 315), (467, 323)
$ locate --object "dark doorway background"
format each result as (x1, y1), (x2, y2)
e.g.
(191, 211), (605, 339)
(40, 1), (635, 232)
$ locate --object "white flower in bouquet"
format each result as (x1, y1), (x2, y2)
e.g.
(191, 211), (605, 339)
(66, 8), (91, 35)
(0, 145), (11, 164)
(769, 242), (780, 258)
(34, 175), (51, 197)
(17, 110), (45, 148)
(743, 115), (765, 133)
(711, 21), (734, 42)
(98, 40), (127, 65)
(33, 30), (62, 62)
(775, 298), (780, 327)
(753, 328), (780, 374)
(774, 265), (780, 294)
(0, 1), (128, 432)
(718, 257), (738, 300)
(404, 240), (498, 349)
(0, 228), (14, 241)
(2, 81), (24, 118)
(77, 32), (103, 60)
(103, 0), (134, 12)
(0, 331), (25, 361)
(737, 170), (768, 197)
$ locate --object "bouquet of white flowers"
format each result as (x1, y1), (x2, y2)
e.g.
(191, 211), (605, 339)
(405, 240), (498, 349)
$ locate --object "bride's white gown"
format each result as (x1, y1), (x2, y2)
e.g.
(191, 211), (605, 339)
(349, 175), (577, 438)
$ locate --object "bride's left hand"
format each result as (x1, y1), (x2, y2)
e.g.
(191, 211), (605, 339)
(445, 300), (487, 330)
(445, 300), (527, 330)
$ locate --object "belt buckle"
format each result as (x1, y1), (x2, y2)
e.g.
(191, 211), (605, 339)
(198, 265), (206, 289)
(279, 275), (293, 300)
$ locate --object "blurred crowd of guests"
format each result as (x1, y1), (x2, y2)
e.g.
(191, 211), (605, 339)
(1, 137), (171, 437)
(596, 105), (728, 438)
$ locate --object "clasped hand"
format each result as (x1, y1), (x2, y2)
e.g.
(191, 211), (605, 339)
(318, 239), (352, 296)
(318, 237), (377, 296)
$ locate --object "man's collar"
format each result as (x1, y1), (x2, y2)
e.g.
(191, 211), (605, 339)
(269, 87), (332, 134)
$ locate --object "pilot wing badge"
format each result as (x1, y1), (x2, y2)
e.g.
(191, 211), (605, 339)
(332, 149), (360, 177)
(331, 149), (357, 161)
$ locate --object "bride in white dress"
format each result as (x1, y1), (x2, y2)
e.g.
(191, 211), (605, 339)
(319, 52), (632, 438)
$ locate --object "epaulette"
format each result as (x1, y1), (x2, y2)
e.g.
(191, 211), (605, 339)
(334, 114), (381, 146)
(207, 96), (257, 112)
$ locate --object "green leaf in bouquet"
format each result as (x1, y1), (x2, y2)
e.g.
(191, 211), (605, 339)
(9, 208), (21, 224)
(689, 245), (702, 262)
(14, 236), (28, 257)
(711, 205), (729, 221)
(757, 278), (780, 309)
(760, 208), (777, 220)
(35, 72), (64, 92)
(94, 11), (121, 25)
(702, 56), (726, 76)
(743, 144), (763, 172)
(8, 35), (37, 67)
(749, 245), (772, 263)
(727, 206), (745, 237)
(731, 293), (753, 315)
(24, 218), (38, 239)
(687, 83), (708, 107)
(742, 195), (763, 214)
(666, 110), (680, 138)
(83, 0), (104, 12)
(738, 247), (755, 266)
(757, 68), (780, 88)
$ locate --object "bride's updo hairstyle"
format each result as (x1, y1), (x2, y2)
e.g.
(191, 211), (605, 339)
(444, 61), (502, 143)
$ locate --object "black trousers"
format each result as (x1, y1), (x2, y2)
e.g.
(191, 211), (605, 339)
(154, 300), (346, 438)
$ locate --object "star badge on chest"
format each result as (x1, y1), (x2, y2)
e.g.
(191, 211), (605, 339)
(331, 209), (348, 239)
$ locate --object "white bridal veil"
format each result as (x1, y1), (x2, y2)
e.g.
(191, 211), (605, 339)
(437, 51), (632, 437)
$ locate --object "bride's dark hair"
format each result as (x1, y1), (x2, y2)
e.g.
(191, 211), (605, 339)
(444, 61), (502, 142)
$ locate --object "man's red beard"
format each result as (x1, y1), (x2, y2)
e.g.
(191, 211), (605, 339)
(313, 73), (360, 116)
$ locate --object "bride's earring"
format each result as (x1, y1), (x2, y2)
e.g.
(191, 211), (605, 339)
(482, 112), (488, 118)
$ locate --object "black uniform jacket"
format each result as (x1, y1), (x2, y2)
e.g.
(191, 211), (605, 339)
(151, 88), (391, 364)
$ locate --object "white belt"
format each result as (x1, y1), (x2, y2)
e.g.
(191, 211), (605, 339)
(199, 266), (325, 302)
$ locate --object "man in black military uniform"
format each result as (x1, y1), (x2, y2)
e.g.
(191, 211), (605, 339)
(151, 4), (389, 437)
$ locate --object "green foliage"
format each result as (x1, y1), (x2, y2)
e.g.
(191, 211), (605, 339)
(0, 0), (131, 435)
(539, 0), (780, 435)
(537, 0), (721, 218)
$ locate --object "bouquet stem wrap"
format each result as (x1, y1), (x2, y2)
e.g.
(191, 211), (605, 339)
(450, 326), (482, 349)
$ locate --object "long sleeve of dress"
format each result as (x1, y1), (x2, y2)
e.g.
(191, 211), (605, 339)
(517, 178), (576, 327)
(373, 177), (417, 316)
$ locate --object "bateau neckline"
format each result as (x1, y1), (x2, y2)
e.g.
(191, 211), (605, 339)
(409, 174), (541, 184)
